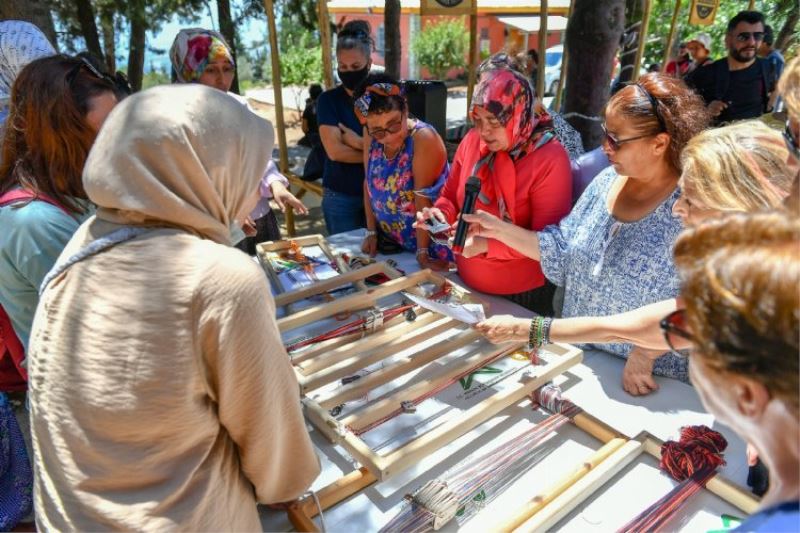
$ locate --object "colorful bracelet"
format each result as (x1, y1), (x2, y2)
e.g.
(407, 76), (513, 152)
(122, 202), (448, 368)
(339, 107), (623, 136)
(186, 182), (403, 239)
(527, 316), (553, 350)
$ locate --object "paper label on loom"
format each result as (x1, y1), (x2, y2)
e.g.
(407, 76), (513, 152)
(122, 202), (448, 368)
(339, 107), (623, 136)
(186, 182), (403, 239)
(401, 291), (486, 324)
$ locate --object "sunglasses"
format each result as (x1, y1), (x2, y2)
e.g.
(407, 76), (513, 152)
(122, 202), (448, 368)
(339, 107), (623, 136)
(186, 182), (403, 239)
(735, 31), (764, 43)
(368, 119), (403, 140)
(659, 309), (694, 355)
(784, 118), (800, 161)
(601, 123), (653, 151)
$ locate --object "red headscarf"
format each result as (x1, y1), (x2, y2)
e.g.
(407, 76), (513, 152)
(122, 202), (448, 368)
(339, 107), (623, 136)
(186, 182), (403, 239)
(469, 54), (555, 223)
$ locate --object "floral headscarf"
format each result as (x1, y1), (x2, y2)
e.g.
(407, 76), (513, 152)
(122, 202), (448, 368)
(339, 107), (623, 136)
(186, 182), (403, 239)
(354, 82), (404, 121)
(169, 28), (234, 83)
(0, 21), (55, 127)
(469, 54), (556, 224)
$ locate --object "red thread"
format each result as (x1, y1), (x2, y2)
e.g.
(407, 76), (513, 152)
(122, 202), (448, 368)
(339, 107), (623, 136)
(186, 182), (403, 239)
(659, 425), (727, 482)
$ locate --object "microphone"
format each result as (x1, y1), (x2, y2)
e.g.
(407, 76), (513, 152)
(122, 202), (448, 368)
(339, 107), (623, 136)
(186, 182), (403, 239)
(451, 176), (482, 255)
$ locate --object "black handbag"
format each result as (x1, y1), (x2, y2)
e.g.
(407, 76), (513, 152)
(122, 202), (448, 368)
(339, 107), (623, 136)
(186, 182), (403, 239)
(301, 134), (324, 182)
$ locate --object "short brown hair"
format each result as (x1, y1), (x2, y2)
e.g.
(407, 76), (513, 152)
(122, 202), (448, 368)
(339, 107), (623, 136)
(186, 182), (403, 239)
(674, 212), (800, 412)
(605, 72), (711, 171)
(0, 55), (116, 214)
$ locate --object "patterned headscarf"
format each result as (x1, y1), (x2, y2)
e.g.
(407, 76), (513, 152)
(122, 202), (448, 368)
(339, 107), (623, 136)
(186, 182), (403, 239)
(169, 28), (234, 84)
(354, 82), (405, 122)
(0, 21), (55, 125)
(470, 53), (553, 160)
(468, 54), (555, 224)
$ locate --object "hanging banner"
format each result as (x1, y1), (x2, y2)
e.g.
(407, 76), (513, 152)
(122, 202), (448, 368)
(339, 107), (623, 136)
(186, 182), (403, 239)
(689, 0), (719, 26)
(420, 0), (476, 16)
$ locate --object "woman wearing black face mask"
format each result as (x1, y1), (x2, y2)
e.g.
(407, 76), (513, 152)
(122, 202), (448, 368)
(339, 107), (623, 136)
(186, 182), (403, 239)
(317, 20), (374, 234)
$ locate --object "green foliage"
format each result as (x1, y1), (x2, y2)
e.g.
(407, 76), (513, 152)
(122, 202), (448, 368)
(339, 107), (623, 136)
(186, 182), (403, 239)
(643, 0), (798, 67)
(412, 18), (469, 80)
(277, 22), (322, 87)
(141, 69), (170, 90)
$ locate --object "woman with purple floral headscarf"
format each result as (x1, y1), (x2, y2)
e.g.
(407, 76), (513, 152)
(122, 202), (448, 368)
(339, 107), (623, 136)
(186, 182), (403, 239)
(418, 54), (573, 315)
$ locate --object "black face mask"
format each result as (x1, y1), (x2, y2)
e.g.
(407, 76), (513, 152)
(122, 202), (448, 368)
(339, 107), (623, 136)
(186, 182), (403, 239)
(338, 66), (369, 91)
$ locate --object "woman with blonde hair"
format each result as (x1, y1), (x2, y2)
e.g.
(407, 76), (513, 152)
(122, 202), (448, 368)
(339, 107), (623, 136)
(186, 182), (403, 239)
(671, 212), (799, 531)
(476, 120), (792, 395)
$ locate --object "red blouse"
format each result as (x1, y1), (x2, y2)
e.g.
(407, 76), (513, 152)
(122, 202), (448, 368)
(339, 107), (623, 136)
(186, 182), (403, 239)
(435, 129), (573, 295)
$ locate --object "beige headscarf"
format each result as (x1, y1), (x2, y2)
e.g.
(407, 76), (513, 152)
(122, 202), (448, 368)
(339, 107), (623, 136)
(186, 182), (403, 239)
(83, 84), (273, 244)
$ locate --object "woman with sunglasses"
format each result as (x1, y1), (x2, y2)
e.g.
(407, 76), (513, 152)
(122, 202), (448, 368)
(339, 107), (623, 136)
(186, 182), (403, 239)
(169, 28), (307, 253)
(417, 54), (573, 315)
(0, 54), (117, 530)
(475, 118), (792, 396)
(465, 73), (709, 394)
(354, 74), (451, 270)
(672, 212), (799, 532)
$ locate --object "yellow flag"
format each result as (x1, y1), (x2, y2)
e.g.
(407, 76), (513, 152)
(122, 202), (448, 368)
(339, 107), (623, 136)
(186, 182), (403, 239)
(689, 0), (719, 26)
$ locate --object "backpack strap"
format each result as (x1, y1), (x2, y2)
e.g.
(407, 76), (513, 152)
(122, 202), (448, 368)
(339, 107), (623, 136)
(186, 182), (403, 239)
(0, 189), (72, 217)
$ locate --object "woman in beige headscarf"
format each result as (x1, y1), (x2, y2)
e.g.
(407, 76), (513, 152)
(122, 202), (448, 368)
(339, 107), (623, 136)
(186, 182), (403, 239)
(27, 84), (320, 531)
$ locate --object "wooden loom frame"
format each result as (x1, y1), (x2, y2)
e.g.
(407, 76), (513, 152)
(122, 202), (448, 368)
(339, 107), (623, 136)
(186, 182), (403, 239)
(288, 388), (760, 533)
(255, 234), (350, 297)
(279, 268), (583, 530)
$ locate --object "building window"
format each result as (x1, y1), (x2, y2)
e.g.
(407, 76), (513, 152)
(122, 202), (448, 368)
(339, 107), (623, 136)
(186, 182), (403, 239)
(377, 25), (386, 55)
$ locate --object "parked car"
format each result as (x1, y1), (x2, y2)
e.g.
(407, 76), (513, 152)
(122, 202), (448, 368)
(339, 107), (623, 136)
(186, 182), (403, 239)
(543, 44), (563, 96)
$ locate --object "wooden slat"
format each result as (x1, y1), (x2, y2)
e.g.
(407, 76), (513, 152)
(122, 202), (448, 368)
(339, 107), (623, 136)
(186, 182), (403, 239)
(317, 327), (480, 409)
(278, 269), (433, 332)
(299, 316), (455, 393)
(375, 345), (583, 480)
(341, 342), (521, 431)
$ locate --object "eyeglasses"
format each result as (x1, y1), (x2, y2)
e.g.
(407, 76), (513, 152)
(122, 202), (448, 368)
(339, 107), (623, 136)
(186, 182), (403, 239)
(601, 123), (653, 152)
(636, 83), (667, 133)
(67, 56), (115, 87)
(659, 309), (694, 355)
(368, 119), (403, 140)
(735, 31), (765, 42)
(784, 117), (800, 161)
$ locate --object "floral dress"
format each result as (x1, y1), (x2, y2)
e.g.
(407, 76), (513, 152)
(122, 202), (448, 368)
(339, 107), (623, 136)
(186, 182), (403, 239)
(366, 120), (451, 261)
(538, 167), (688, 381)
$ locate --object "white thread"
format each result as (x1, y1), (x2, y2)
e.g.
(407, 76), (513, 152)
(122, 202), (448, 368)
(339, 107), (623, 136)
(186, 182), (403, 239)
(307, 490), (327, 532)
(561, 112), (603, 122)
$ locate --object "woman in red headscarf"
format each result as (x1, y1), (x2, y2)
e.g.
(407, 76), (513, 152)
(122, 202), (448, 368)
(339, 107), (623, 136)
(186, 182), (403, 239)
(419, 54), (572, 315)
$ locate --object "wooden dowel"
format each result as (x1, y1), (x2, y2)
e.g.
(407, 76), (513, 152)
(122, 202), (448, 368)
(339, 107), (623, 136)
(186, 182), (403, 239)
(317, 327), (481, 409)
(494, 437), (628, 532)
(300, 316), (458, 393)
(341, 342), (521, 430)
(274, 261), (387, 309)
(287, 503), (319, 532)
(553, 0), (574, 110)
(378, 346), (582, 480)
(513, 438), (646, 533)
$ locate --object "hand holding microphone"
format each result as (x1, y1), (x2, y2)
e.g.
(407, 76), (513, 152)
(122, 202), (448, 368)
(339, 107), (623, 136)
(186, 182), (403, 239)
(451, 176), (482, 255)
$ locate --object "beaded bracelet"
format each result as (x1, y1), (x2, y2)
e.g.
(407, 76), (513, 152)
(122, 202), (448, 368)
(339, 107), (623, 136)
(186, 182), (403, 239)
(527, 316), (553, 350)
(416, 249), (429, 258)
(364, 229), (377, 237)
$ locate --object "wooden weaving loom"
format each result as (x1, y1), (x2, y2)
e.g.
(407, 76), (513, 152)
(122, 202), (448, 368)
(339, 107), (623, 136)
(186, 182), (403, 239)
(256, 234), (351, 298)
(279, 267), (583, 531)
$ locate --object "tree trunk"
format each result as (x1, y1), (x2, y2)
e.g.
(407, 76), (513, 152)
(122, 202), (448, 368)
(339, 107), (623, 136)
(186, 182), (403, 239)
(384, 0), (402, 79)
(127, 0), (146, 92)
(0, 0), (59, 49)
(775, 4), (798, 52)
(563, 0), (625, 150)
(617, 0), (644, 85)
(217, 0), (240, 94)
(99, 6), (116, 73)
(75, 0), (104, 62)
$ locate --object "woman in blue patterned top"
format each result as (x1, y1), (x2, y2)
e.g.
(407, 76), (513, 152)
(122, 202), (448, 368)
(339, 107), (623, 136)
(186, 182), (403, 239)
(354, 74), (451, 270)
(464, 73), (710, 395)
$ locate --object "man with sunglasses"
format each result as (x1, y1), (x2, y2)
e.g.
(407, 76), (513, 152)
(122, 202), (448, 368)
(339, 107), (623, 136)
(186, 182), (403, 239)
(686, 11), (778, 125)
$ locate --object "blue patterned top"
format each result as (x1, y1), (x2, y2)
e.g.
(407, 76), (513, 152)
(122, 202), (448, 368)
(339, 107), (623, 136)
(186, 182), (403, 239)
(366, 120), (451, 261)
(538, 167), (687, 381)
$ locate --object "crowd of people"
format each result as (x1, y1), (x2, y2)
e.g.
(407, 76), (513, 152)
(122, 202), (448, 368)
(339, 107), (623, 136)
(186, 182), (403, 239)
(0, 8), (797, 532)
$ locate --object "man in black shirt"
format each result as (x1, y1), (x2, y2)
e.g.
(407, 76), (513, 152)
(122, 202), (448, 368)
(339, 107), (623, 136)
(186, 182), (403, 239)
(686, 11), (777, 125)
